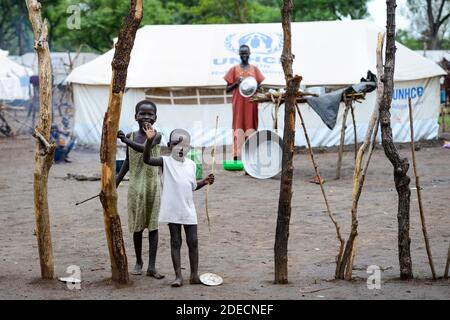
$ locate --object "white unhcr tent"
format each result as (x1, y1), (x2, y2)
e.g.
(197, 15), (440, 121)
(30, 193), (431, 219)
(66, 20), (446, 148)
(0, 53), (32, 101)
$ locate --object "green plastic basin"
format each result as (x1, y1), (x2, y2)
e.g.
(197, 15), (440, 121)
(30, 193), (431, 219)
(223, 160), (244, 171)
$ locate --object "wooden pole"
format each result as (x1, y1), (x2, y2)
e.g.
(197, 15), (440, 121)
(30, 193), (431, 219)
(274, 0), (301, 284)
(408, 98), (437, 280)
(335, 102), (350, 180)
(26, 0), (56, 280)
(205, 116), (219, 232)
(99, 0), (143, 284)
(379, 0), (413, 280)
(295, 104), (345, 277)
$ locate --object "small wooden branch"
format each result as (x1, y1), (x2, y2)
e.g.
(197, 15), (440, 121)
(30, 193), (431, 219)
(33, 129), (51, 152)
(273, 94), (283, 130)
(295, 104), (345, 275)
(408, 98), (437, 280)
(299, 286), (334, 294)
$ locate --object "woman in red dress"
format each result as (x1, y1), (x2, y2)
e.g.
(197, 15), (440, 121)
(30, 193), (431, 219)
(224, 44), (265, 160)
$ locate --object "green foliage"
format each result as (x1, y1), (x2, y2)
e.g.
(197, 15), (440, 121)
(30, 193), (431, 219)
(1, 0), (373, 54)
(292, 0), (369, 22)
(396, 29), (422, 50)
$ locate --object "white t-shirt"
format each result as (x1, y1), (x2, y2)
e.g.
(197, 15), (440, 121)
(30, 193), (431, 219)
(159, 156), (198, 225)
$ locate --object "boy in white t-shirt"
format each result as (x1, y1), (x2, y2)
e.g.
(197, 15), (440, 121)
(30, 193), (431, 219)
(143, 124), (215, 287)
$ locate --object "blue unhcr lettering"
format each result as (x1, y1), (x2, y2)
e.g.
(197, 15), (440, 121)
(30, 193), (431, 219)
(393, 86), (424, 100)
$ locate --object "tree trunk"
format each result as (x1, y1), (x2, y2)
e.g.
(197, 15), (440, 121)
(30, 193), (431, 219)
(25, 0), (56, 280)
(380, 0), (413, 280)
(99, 0), (143, 284)
(274, 0), (301, 284)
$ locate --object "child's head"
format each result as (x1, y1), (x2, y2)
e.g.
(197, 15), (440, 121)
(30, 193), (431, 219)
(168, 129), (191, 161)
(135, 100), (157, 129)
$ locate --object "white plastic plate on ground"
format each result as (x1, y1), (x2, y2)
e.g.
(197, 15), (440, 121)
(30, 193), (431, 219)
(241, 130), (283, 179)
(200, 273), (223, 286)
(58, 276), (81, 284)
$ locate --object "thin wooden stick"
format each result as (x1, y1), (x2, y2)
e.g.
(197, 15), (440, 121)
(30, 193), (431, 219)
(205, 116), (219, 232)
(295, 104), (345, 273)
(350, 105), (357, 162)
(273, 94), (283, 130)
(75, 194), (100, 206)
(408, 98), (437, 280)
(336, 101), (351, 180)
(444, 244), (450, 279)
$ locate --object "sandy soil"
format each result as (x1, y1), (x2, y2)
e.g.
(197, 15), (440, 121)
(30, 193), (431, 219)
(0, 136), (449, 300)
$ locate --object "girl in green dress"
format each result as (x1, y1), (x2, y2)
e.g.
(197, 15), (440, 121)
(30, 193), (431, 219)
(116, 100), (164, 278)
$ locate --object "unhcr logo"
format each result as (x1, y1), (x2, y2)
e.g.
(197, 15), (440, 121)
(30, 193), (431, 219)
(224, 32), (283, 55)
(392, 86), (424, 100)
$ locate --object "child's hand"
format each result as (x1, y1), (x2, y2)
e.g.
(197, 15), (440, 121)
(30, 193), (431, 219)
(205, 173), (215, 185)
(117, 130), (126, 142)
(143, 123), (156, 140)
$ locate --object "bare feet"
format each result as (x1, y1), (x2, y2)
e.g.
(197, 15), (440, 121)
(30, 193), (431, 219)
(131, 262), (143, 275)
(146, 269), (165, 279)
(171, 277), (183, 287)
(190, 274), (201, 284)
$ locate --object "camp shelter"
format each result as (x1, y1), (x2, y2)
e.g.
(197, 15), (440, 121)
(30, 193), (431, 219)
(66, 20), (446, 148)
(0, 53), (32, 101)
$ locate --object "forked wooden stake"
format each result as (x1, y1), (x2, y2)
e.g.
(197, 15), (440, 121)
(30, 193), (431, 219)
(408, 98), (437, 280)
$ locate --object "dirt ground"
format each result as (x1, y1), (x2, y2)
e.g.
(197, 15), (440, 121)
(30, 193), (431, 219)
(0, 136), (449, 300)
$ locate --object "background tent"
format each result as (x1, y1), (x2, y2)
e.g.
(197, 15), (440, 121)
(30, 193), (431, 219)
(66, 20), (446, 148)
(10, 52), (98, 85)
(0, 53), (32, 101)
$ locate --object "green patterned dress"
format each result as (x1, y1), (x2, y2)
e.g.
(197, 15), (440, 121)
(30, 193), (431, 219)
(127, 133), (161, 233)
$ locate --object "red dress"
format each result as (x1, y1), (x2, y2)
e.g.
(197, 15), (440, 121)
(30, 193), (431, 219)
(224, 64), (265, 157)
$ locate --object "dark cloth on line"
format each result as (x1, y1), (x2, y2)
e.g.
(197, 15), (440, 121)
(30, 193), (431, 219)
(305, 71), (377, 130)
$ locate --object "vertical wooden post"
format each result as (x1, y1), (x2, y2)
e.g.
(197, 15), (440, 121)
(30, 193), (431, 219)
(99, 0), (143, 284)
(408, 98), (436, 280)
(335, 102), (351, 179)
(26, 0), (56, 280)
(379, 0), (413, 280)
(274, 0), (301, 284)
